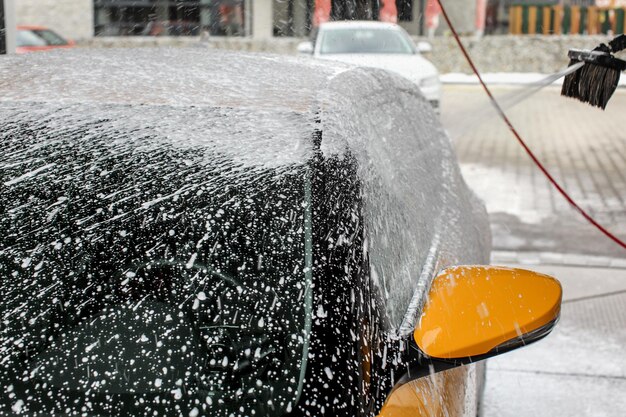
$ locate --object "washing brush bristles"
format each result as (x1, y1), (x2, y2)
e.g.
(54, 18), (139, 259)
(561, 34), (626, 110)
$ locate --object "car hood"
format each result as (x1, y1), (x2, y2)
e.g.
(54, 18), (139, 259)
(317, 53), (438, 83)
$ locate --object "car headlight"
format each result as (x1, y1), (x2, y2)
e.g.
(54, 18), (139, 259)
(419, 75), (440, 88)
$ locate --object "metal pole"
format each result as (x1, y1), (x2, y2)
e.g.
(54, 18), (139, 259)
(1, 0), (6, 54)
(1, 0), (16, 54)
(245, 0), (252, 36)
(419, 0), (425, 36)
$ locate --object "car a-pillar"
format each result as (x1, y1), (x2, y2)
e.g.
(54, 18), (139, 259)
(287, 151), (373, 417)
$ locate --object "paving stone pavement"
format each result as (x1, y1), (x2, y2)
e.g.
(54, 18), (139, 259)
(442, 85), (626, 258)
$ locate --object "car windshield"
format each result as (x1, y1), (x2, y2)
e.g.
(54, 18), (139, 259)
(319, 28), (414, 55)
(32, 29), (69, 45)
(0, 103), (313, 416)
(16, 30), (48, 47)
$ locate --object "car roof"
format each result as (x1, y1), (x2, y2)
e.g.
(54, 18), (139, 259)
(17, 25), (50, 31)
(0, 48), (349, 113)
(0, 48), (359, 170)
(319, 20), (402, 31)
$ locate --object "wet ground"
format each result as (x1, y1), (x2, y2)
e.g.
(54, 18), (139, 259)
(442, 85), (626, 259)
(442, 85), (626, 416)
(482, 264), (626, 417)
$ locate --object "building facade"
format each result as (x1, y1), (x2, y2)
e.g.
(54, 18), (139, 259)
(16, 0), (93, 40)
(13, 0), (484, 40)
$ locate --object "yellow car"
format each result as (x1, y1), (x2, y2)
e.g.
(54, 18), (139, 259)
(0, 48), (561, 417)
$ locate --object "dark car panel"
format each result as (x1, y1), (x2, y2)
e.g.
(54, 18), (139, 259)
(0, 49), (490, 417)
(0, 102), (315, 416)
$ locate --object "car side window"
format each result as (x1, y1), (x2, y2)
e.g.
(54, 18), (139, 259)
(368, 95), (449, 331)
(322, 68), (451, 330)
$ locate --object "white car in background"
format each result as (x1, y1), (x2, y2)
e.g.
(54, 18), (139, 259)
(298, 20), (442, 113)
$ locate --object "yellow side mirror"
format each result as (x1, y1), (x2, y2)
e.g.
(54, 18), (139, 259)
(414, 266), (562, 360)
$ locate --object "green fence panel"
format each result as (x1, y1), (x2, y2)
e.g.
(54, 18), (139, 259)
(579, 7), (587, 34)
(522, 5), (529, 34)
(536, 6), (544, 34)
(563, 6), (571, 34)
(601, 10), (610, 34)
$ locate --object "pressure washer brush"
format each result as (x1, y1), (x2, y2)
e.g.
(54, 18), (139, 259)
(561, 34), (626, 110)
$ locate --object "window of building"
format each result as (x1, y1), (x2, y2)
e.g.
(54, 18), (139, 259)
(273, 0), (313, 37)
(396, 0), (413, 22)
(94, 0), (247, 37)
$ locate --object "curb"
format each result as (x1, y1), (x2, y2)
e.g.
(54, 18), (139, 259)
(491, 250), (626, 269)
